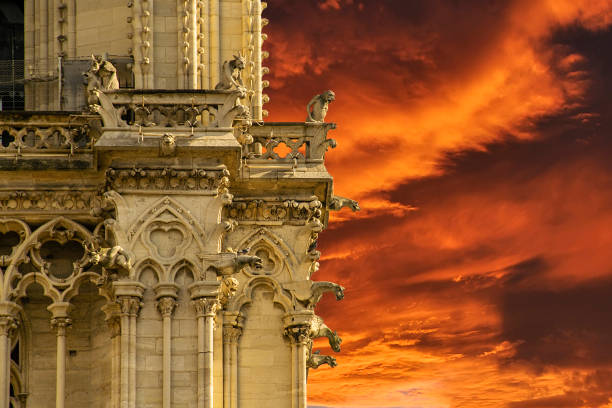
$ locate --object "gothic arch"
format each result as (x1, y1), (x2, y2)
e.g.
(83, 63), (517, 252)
(228, 276), (293, 314)
(169, 259), (198, 283)
(134, 258), (164, 283)
(3, 217), (94, 301)
(61, 272), (107, 303)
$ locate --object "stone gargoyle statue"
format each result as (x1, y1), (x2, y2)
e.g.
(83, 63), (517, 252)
(205, 249), (263, 276)
(82, 241), (133, 285)
(307, 350), (337, 369)
(329, 195), (360, 212)
(215, 53), (246, 91)
(283, 280), (344, 309)
(309, 314), (342, 352)
(86, 54), (119, 92)
(306, 90), (335, 123)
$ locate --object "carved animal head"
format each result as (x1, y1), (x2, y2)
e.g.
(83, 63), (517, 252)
(82, 241), (102, 264)
(349, 200), (360, 211)
(161, 133), (175, 146)
(321, 90), (335, 103)
(329, 330), (342, 352)
(231, 53), (246, 71)
(334, 285), (345, 300)
(236, 254), (263, 270)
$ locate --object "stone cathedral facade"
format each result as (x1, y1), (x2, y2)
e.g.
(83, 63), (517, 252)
(0, 1), (357, 408)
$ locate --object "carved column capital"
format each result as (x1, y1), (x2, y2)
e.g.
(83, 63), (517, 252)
(157, 297), (178, 318)
(192, 298), (220, 317)
(117, 296), (143, 317)
(51, 316), (72, 335)
(222, 326), (242, 344)
(0, 315), (18, 337)
(284, 325), (311, 346)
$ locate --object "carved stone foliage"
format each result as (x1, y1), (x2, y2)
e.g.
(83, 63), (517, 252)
(156, 297), (177, 318)
(0, 191), (98, 214)
(105, 167), (230, 194)
(192, 298), (220, 317)
(118, 296), (143, 317)
(226, 197), (322, 222)
(284, 325), (310, 346)
(222, 326), (242, 344)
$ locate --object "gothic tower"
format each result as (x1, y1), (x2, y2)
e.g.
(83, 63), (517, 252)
(0, 1), (355, 408)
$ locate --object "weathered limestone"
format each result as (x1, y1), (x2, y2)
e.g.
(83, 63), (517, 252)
(0, 1), (358, 407)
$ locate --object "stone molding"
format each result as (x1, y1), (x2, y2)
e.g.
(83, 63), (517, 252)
(105, 166), (231, 194)
(226, 197), (322, 223)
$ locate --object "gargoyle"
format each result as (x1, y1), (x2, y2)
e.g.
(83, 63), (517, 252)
(309, 314), (342, 352)
(82, 242), (133, 285)
(283, 280), (344, 310)
(86, 54), (119, 92)
(329, 195), (360, 212)
(206, 250), (263, 276)
(215, 53), (246, 91)
(306, 90), (335, 123)
(307, 350), (337, 369)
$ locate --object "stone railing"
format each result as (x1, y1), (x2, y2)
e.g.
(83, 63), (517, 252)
(245, 122), (337, 163)
(0, 112), (100, 156)
(91, 89), (249, 129)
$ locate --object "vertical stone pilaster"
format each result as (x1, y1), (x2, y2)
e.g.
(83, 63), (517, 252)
(191, 296), (219, 408)
(0, 302), (20, 408)
(102, 302), (122, 408)
(155, 283), (179, 408)
(222, 320), (242, 408)
(285, 325), (311, 408)
(47, 302), (72, 408)
(114, 281), (144, 408)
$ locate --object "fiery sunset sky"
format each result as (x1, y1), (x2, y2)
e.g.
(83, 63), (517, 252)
(264, 1), (612, 407)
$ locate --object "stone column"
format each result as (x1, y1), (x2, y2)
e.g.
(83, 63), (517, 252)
(47, 302), (72, 408)
(0, 302), (20, 408)
(285, 326), (310, 408)
(222, 319), (242, 408)
(155, 283), (179, 408)
(190, 281), (221, 408)
(114, 282), (144, 408)
(102, 303), (122, 408)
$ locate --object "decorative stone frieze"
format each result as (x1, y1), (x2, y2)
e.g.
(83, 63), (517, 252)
(105, 166), (231, 194)
(0, 190), (98, 213)
(226, 197), (322, 223)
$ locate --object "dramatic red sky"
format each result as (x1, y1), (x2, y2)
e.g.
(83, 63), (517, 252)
(264, 1), (612, 407)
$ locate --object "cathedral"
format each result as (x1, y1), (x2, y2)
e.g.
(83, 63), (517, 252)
(0, 1), (356, 407)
